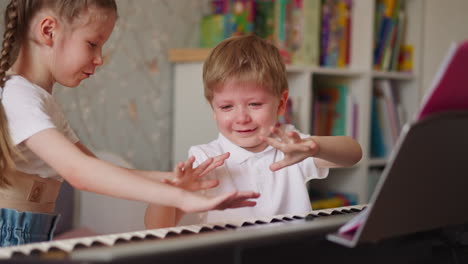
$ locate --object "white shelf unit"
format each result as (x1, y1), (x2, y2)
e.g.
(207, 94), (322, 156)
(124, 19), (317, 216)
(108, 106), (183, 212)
(171, 0), (423, 204)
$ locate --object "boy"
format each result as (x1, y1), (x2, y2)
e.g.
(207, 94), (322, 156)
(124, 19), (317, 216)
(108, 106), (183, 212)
(145, 35), (362, 228)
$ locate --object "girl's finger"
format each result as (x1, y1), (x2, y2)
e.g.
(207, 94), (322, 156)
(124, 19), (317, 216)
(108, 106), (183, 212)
(197, 179), (220, 190)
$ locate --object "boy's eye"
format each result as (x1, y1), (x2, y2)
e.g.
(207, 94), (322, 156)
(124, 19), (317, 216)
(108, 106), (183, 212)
(88, 42), (97, 48)
(220, 105), (232, 110)
(249, 103), (262, 107)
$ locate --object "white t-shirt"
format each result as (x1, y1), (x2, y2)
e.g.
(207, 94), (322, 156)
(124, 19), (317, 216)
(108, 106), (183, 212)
(188, 125), (329, 224)
(2, 75), (79, 181)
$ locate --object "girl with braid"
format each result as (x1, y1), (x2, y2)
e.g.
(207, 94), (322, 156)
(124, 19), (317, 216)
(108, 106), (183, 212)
(0, 0), (258, 247)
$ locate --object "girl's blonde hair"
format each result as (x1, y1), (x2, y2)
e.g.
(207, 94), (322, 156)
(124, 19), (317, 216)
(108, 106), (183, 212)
(202, 34), (288, 102)
(0, 0), (117, 186)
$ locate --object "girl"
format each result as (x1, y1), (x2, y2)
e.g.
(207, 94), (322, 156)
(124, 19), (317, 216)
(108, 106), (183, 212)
(0, 0), (258, 247)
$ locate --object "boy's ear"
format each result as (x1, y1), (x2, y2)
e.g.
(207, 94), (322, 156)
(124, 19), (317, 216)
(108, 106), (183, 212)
(277, 90), (289, 116)
(39, 16), (58, 46)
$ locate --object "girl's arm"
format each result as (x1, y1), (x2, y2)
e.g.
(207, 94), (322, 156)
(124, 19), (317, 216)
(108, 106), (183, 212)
(144, 205), (183, 229)
(25, 128), (259, 213)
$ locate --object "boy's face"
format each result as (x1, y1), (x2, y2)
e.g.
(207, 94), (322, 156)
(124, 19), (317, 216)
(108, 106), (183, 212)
(211, 79), (288, 153)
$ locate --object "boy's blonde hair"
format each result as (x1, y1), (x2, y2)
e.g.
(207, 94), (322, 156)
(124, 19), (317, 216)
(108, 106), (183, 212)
(0, 0), (117, 186)
(203, 34), (288, 102)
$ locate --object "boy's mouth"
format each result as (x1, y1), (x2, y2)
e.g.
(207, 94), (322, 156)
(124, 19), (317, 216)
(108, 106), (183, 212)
(235, 128), (257, 134)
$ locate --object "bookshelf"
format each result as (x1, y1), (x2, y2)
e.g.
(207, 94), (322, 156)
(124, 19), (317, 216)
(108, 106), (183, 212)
(170, 0), (424, 204)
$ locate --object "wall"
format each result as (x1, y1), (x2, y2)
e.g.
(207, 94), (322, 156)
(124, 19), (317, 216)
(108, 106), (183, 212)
(420, 0), (468, 99)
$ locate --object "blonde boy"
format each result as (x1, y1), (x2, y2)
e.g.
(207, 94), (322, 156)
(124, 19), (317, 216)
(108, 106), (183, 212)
(145, 35), (362, 227)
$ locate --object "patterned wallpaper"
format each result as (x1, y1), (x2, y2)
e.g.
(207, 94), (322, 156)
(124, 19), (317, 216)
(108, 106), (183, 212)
(1, 0), (210, 171)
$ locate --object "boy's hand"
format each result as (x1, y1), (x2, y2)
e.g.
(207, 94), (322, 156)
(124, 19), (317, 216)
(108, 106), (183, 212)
(180, 191), (260, 213)
(162, 153), (230, 191)
(261, 126), (319, 171)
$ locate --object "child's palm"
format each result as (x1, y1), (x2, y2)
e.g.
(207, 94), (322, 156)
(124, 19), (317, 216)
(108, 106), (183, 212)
(163, 153), (229, 191)
(181, 191), (260, 213)
(262, 127), (319, 171)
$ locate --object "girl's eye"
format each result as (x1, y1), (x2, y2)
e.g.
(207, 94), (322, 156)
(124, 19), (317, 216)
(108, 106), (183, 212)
(249, 103), (262, 107)
(88, 42), (97, 48)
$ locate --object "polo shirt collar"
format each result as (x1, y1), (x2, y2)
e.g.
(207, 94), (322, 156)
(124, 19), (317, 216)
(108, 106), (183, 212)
(217, 133), (275, 164)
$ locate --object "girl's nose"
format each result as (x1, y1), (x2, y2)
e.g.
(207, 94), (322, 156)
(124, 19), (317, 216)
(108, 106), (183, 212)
(94, 50), (104, 66)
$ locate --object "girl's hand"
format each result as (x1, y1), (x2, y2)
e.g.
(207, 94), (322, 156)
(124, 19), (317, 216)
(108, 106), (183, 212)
(179, 191), (260, 213)
(261, 126), (319, 171)
(162, 153), (230, 191)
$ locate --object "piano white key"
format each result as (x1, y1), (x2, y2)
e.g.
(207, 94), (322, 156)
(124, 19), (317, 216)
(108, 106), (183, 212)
(0, 204), (368, 259)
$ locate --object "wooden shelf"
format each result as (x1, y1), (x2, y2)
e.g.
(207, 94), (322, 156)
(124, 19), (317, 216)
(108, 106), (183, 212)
(168, 49), (212, 62)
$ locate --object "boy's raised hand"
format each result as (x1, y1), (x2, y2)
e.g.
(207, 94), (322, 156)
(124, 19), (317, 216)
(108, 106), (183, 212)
(162, 153), (230, 191)
(261, 126), (319, 171)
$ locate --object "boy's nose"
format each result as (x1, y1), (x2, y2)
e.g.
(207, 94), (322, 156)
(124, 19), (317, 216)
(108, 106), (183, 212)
(235, 108), (251, 123)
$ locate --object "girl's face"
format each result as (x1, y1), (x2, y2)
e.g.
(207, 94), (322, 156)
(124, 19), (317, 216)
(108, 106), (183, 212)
(51, 8), (116, 87)
(211, 79), (288, 153)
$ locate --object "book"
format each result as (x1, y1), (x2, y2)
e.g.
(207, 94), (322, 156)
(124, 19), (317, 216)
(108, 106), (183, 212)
(370, 94), (386, 157)
(254, 0), (276, 42)
(375, 79), (401, 141)
(313, 82), (349, 136)
(290, 0), (321, 66)
(200, 14), (228, 48)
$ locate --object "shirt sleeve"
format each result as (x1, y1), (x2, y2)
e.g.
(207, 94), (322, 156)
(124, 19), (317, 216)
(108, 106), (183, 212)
(188, 145), (210, 167)
(3, 86), (55, 145)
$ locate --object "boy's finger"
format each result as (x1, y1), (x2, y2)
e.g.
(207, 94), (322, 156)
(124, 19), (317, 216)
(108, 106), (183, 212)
(269, 160), (290, 171)
(213, 152), (230, 163)
(288, 131), (301, 143)
(272, 126), (289, 143)
(172, 161), (184, 179)
(194, 157), (213, 176)
(182, 156), (196, 175)
(263, 136), (285, 151)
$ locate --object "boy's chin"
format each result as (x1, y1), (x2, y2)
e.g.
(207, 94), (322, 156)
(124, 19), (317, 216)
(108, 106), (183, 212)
(239, 142), (268, 153)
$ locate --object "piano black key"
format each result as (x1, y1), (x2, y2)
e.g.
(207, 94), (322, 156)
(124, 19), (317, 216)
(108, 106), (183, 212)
(225, 224), (237, 229)
(305, 214), (317, 221)
(199, 227), (216, 233)
(180, 229), (197, 235)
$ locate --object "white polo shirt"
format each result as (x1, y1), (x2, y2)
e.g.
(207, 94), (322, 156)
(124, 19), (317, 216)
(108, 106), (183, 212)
(189, 125), (328, 224)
